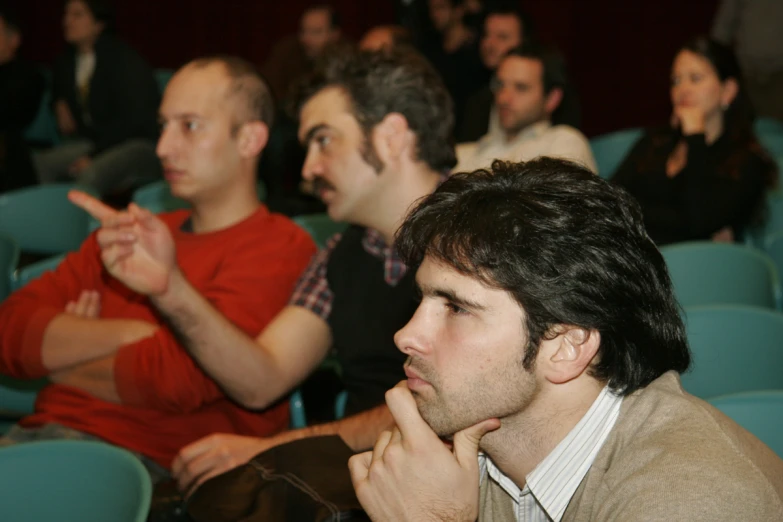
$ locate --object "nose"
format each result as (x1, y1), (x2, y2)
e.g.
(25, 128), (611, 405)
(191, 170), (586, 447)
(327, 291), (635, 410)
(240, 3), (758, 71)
(156, 125), (176, 162)
(394, 304), (431, 358)
(301, 147), (323, 181)
(496, 86), (511, 106)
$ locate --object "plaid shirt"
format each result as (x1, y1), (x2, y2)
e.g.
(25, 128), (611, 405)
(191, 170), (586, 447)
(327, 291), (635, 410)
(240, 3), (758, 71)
(289, 228), (408, 321)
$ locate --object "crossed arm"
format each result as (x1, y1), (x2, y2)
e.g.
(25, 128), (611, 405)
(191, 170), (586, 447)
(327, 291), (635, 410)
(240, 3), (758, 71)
(68, 191), (398, 491)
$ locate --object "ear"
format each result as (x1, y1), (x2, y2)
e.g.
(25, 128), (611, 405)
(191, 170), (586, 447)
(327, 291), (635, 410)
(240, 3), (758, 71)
(539, 327), (600, 385)
(720, 78), (739, 109)
(544, 87), (564, 117)
(372, 112), (411, 163)
(237, 121), (269, 158)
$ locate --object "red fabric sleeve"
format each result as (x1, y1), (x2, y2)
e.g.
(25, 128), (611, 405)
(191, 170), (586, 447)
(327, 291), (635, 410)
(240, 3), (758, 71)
(113, 224), (315, 413)
(0, 235), (106, 378)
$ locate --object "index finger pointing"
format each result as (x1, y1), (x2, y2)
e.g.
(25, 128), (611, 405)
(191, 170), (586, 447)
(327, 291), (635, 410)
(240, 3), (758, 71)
(68, 190), (118, 222)
(384, 381), (441, 448)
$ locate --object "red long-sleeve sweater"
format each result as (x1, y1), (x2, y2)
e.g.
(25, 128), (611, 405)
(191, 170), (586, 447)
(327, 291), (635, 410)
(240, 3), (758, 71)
(0, 206), (316, 468)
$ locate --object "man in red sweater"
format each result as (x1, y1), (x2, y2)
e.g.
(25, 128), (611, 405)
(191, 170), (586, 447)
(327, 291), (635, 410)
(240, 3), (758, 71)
(0, 56), (316, 482)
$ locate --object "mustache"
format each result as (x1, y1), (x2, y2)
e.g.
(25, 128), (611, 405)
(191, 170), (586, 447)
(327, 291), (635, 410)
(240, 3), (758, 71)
(312, 177), (336, 194)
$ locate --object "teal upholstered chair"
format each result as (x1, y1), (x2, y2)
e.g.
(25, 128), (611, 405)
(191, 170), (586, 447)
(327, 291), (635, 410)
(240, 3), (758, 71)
(0, 440), (151, 522)
(155, 69), (175, 96)
(708, 390), (783, 458)
(293, 213), (348, 249)
(10, 254), (65, 292)
(661, 242), (779, 309)
(0, 184), (97, 255)
(132, 179), (267, 214)
(289, 389), (307, 429)
(589, 127), (644, 179)
(0, 234), (19, 302)
(682, 305), (783, 398)
(755, 117), (783, 136)
(23, 67), (60, 147)
(747, 188), (783, 247)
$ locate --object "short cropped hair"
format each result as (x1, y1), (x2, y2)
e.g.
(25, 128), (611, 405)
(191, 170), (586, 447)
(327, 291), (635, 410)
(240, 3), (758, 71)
(483, 0), (535, 41)
(396, 158), (690, 395)
(498, 41), (581, 127)
(65, 0), (115, 31)
(295, 48), (456, 172)
(304, 3), (341, 29)
(189, 55), (275, 130)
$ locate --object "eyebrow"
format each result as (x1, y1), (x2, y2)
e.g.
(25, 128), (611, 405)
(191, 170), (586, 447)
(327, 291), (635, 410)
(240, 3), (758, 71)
(416, 281), (488, 312)
(301, 123), (330, 146)
(159, 112), (203, 122)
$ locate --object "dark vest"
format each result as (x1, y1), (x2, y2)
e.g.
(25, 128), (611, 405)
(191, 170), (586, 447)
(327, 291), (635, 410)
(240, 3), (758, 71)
(326, 226), (417, 417)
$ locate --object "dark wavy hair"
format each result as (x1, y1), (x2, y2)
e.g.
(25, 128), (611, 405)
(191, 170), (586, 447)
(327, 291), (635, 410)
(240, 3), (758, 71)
(643, 37), (777, 190)
(396, 158), (691, 395)
(682, 37), (776, 186)
(294, 47), (457, 172)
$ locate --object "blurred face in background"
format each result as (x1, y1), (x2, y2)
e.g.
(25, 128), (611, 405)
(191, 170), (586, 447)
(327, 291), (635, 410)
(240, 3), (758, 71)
(670, 50), (737, 125)
(428, 0), (461, 34)
(299, 8), (339, 59)
(63, 0), (104, 48)
(480, 14), (523, 70)
(0, 17), (21, 64)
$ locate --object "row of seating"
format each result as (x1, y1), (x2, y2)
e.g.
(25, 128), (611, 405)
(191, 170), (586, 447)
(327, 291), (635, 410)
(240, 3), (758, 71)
(661, 241), (783, 310)
(591, 119), (783, 180)
(2, 387), (779, 522)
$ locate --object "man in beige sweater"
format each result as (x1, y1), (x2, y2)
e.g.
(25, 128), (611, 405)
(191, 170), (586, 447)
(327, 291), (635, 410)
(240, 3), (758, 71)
(349, 157), (783, 521)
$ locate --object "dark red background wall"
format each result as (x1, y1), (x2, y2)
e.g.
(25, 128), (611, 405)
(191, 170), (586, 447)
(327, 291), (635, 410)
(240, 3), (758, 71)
(17, 0), (719, 136)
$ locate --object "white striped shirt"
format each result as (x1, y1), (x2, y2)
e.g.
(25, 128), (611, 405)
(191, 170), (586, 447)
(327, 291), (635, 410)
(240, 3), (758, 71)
(478, 386), (623, 522)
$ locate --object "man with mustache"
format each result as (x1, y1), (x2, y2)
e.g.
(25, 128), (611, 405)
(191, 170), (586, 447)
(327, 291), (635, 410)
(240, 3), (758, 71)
(0, 56), (315, 483)
(72, 48), (456, 502)
(349, 158), (783, 521)
(455, 42), (596, 174)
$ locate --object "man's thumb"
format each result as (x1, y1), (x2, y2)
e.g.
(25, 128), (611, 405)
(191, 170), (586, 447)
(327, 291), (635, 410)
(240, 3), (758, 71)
(453, 418), (500, 468)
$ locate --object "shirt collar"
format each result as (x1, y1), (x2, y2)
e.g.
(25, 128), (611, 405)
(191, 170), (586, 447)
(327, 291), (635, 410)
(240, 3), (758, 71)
(482, 385), (623, 521)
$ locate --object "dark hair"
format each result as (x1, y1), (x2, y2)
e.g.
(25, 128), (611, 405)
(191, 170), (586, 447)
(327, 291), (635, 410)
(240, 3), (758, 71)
(295, 47), (456, 172)
(0, 3), (22, 33)
(396, 158), (691, 395)
(483, 0), (535, 42)
(679, 36), (777, 188)
(304, 3), (341, 30)
(500, 42), (581, 128)
(66, 0), (115, 31)
(385, 25), (413, 49)
(189, 55), (275, 130)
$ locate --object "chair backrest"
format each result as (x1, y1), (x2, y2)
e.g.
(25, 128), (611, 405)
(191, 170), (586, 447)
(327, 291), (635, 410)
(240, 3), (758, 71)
(10, 253), (65, 292)
(661, 241), (779, 309)
(0, 376), (48, 416)
(708, 390), (783, 458)
(745, 188), (783, 248)
(132, 179), (267, 214)
(682, 305), (783, 398)
(0, 440), (151, 522)
(292, 213), (348, 249)
(758, 130), (783, 158)
(755, 118), (783, 136)
(23, 67), (60, 147)
(0, 233), (19, 301)
(155, 69), (175, 96)
(0, 184), (96, 255)
(589, 127), (643, 179)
